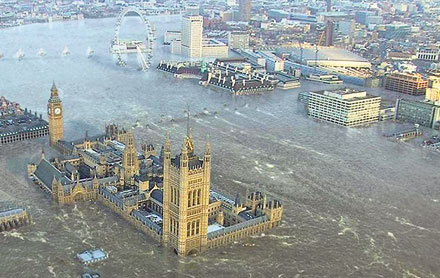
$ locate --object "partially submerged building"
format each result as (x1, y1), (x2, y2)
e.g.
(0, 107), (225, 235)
(27, 85), (283, 257)
(0, 96), (48, 145)
(199, 60), (277, 95)
(384, 72), (428, 96)
(395, 98), (440, 129)
(307, 88), (381, 127)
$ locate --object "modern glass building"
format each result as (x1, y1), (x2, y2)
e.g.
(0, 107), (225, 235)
(395, 99), (440, 128)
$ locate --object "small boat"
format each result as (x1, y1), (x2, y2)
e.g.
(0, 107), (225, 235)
(77, 248), (108, 265)
(0, 51), (3, 59)
(87, 47), (95, 58)
(81, 272), (100, 278)
(37, 48), (47, 56)
(16, 49), (25, 60)
(62, 46), (70, 56)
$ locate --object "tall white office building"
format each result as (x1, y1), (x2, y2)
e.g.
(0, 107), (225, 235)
(181, 15), (203, 58)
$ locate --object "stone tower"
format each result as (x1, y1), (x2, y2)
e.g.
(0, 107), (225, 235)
(51, 177), (64, 204)
(47, 82), (64, 146)
(162, 132), (211, 257)
(122, 130), (139, 183)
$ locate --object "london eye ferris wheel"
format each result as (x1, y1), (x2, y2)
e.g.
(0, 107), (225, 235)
(111, 7), (154, 71)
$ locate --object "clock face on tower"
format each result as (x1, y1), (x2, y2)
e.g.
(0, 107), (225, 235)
(55, 108), (61, 115)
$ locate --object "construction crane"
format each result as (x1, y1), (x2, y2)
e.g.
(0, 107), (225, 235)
(314, 30), (326, 75)
(298, 40), (304, 77)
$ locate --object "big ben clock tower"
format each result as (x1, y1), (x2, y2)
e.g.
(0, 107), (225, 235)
(48, 82), (64, 146)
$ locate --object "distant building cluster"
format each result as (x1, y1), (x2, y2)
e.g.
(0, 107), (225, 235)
(0, 0), (186, 29)
(157, 58), (287, 95)
(0, 96), (21, 115)
(166, 15), (229, 58)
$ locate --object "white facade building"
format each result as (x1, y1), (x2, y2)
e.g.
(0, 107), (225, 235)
(416, 48), (440, 61)
(181, 15), (203, 58)
(202, 39), (229, 58)
(164, 31), (181, 45)
(307, 89), (381, 127)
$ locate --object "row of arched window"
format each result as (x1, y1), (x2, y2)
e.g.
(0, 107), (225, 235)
(187, 189), (201, 207)
(170, 217), (179, 236)
(170, 187), (180, 206)
(186, 219), (200, 237)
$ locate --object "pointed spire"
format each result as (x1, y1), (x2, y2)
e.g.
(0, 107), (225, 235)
(186, 105), (191, 138)
(165, 131), (171, 152)
(85, 130), (89, 140)
(234, 192), (240, 206)
(205, 134), (211, 154)
(181, 143), (188, 155)
(184, 106), (194, 154)
(41, 147), (45, 161)
(51, 81), (58, 96)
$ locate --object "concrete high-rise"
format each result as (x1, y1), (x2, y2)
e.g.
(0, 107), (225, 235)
(324, 20), (335, 46)
(307, 88), (381, 127)
(384, 72), (428, 95)
(181, 15), (203, 58)
(238, 0), (251, 22)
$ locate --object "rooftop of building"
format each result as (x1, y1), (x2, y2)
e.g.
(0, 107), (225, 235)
(0, 207), (24, 219)
(319, 11), (349, 17)
(171, 152), (204, 169)
(201, 71), (275, 91)
(182, 14), (203, 20)
(33, 158), (71, 189)
(203, 39), (228, 47)
(311, 88), (380, 101)
(387, 72), (427, 81)
(281, 47), (370, 66)
(0, 97), (48, 138)
(207, 223), (224, 233)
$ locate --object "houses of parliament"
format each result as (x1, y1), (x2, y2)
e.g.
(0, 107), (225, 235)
(27, 83), (283, 257)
